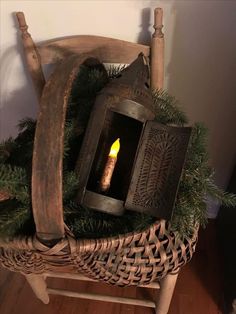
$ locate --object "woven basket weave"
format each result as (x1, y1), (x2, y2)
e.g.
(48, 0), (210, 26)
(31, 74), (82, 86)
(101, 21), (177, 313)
(0, 219), (197, 286)
(0, 55), (197, 286)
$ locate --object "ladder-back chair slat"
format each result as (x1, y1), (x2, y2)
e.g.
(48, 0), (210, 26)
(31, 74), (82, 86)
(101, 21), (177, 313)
(37, 36), (150, 65)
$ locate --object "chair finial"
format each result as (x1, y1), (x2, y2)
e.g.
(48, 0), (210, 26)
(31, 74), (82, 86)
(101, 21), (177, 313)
(16, 12), (30, 39)
(15, 11), (46, 101)
(153, 8), (164, 38)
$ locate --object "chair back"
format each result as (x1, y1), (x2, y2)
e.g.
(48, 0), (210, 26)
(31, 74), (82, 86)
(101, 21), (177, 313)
(15, 8), (164, 244)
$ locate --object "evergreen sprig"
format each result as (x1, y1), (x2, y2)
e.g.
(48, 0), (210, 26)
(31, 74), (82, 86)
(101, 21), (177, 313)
(0, 138), (16, 163)
(63, 172), (79, 201)
(64, 201), (154, 238)
(0, 199), (33, 237)
(0, 63), (235, 239)
(152, 90), (188, 126)
(0, 164), (30, 204)
(206, 179), (236, 207)
(107, 64), (127, 78)
(18, 117), (36, 132)
(2, 118), (36, 169)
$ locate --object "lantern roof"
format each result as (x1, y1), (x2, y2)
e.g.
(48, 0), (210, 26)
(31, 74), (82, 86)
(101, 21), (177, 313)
(101, 53), (154, 117)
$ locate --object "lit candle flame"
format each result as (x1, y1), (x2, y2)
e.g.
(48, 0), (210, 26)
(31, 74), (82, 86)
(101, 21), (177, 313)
(109, 138), (120, 158)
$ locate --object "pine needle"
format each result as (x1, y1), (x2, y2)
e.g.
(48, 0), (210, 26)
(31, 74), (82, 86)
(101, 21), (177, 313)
(152, 90), (188, 126)
(0, 164), (30, 204)
(107, 64), (127, 78)
(0, 64), (235, 240)
(206, 180), (236, 207)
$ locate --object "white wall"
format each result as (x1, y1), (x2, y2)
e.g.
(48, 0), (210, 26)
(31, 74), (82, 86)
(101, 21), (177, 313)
(1, 0), (236, 217)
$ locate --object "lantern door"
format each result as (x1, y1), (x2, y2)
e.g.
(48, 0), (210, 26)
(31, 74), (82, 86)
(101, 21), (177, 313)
(125, 121), (192, 220)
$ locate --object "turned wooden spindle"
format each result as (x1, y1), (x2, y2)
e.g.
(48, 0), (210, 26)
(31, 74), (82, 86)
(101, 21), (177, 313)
(16, 12), (45, 101)
(151, 8), (164, 90)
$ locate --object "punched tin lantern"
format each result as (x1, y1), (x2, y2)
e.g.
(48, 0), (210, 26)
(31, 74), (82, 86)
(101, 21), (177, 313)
(76, 54), (191, 220)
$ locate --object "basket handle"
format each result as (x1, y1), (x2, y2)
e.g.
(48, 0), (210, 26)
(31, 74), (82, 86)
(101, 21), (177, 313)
(32, 54), (101, 245)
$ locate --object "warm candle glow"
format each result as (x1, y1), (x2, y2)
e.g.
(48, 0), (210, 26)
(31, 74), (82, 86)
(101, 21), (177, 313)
(99, 138), (120, 192)
(109, 138), (120, 158)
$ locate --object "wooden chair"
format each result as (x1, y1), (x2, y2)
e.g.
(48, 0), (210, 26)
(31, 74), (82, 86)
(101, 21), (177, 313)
(13, 8), (180, 314)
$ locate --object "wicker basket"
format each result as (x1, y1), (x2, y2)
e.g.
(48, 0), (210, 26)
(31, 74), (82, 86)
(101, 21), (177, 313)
(0, 10), (197, 289)
(0, 219), (197, 286)
(0, 55), (197, 286)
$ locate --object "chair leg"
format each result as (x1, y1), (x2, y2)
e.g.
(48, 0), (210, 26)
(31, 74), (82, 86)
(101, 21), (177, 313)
(155, 272), (179, 314)
(25, 273), (49, 304)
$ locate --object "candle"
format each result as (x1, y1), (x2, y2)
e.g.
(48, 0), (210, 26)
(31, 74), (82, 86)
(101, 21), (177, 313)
(100, 138), (120, 192)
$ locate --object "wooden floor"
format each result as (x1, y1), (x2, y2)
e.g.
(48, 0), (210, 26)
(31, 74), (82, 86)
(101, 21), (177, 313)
(0, 221), (224, 314)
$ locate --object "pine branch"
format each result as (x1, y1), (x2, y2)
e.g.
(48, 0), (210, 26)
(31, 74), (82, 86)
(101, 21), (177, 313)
(63, 172), (79, 201)
(0, 200), (31, 237)
(18, 117), (36, 132)
(2, 118), (36, 168)
(107, 64), (127, 79)
(152, 90), (188, 126)
(69, 65), (108, 102)
(185, 123), (209, 170)
(64, 121), (76, 158)
(206, 179), (236, 207)
(64, 201), (154, 239)
(0, 64), (235, 240)
(0, 137), (16, 163)
(0, 164), (30, 204)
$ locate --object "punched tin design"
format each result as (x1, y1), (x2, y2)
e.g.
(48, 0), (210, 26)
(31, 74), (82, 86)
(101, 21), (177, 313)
(76, 54), (192, 219)
(125, 122), (192, 220)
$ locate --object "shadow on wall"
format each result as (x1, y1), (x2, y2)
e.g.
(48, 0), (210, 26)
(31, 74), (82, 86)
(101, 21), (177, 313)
(137, 7), (152, 45)
(167, 1), (236, 190)
(0, 13), (38, 141)
(167, 2), (236, 311)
